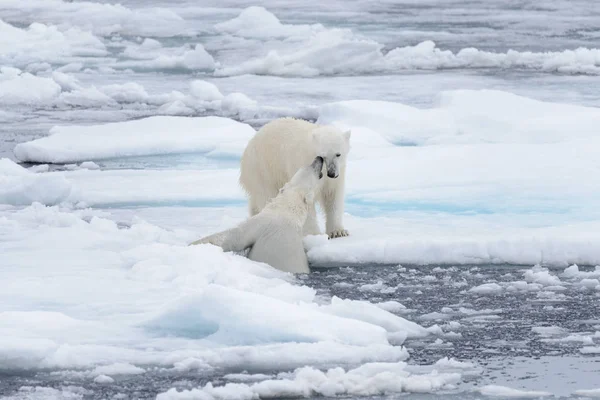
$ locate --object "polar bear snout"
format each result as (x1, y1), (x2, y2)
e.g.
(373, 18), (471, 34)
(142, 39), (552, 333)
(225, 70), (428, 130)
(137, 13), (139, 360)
(326, 163), (339, 179)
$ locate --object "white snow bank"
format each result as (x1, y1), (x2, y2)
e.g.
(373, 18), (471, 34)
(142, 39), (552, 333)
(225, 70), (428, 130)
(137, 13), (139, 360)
(0, 19), (106, 68)
(318, 90), (600, 145)
(478, 385), (552, 398)
(14, 116), (255, 163)
(0, 204), (424, 372)
(0, 159), (71, 205)
(157, 362), (461, 400)
(0, 0), (185, 37)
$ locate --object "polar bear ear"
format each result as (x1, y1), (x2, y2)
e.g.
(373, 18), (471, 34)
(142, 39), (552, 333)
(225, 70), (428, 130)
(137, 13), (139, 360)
(343, 130), (351, 141)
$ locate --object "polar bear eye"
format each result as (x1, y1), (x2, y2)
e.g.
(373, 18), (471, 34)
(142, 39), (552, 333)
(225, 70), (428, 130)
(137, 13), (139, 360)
(335, 153), (341, 157)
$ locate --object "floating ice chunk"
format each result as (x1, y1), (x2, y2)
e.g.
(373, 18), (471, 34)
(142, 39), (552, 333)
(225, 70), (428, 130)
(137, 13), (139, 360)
(142, 285), (389, 346)
(14, 116), (255, 163)
(217, 29), (383, 77)
(375, 300), (406, 313)
(0, 0), (185, 37)
(122, 38), (163, 60)
(384, 40), (600, 74)
(158, 100), (195, 116)
(181, 45), (216, 70)
(577, 278), (600, 289)
(120, 44), (215, 71)
(0, 19), (106, 68)
(531, 326), (568, 337)
(190, 80), (224, 101)
(221, 92), (258, 118)
(0, 68), (61, 105)
(92, 362), (144, 376)
(78, 161), (99, 170)
(506, 281), (543, 292)
(99, 82), (149, 103)
(580, 346), (600, 354)
(28, 164), (49, 173)
(0, 159), (71, 205)
(574, 388), (600, 398)
(320, 297), (428, 339)
(524, 266), (561, 286)
(434, 357), (476, 371)
(563, 264), (600, 279)
(318, 90), (600, 146)
(214, 6), (323, 39)
(469, 283), (503, 294)
(478, 384), (552, 398)
(93, 374), (114, 383)
(157, 362), (461, 400)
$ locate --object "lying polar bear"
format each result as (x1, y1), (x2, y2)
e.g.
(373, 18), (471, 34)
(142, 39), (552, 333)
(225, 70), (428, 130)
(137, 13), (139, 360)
(189, 156), (325, 274)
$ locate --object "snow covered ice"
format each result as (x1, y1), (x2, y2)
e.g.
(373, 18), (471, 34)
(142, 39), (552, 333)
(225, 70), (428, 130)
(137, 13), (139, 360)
(2, 0), (600, 399)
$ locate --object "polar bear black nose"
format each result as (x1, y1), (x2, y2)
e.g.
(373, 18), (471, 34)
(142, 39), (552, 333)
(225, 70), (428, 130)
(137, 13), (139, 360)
(327, 171), (338, 178)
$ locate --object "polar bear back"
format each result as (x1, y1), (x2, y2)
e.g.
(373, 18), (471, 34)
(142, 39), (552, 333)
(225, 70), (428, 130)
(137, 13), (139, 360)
(240, 118), (321, 191)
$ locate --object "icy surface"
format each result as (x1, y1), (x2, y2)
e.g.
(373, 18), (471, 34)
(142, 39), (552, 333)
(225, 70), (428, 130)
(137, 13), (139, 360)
(14, 116), (255, 163)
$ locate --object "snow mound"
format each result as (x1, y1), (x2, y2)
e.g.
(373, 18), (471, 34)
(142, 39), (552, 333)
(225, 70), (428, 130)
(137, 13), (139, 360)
(157, 362), (461, 399)
(14, 116), (255, 164)
(0, 159), (71, 206)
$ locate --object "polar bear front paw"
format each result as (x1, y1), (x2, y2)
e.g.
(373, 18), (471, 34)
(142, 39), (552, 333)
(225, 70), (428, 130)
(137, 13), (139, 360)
(328, 229), (349, 239)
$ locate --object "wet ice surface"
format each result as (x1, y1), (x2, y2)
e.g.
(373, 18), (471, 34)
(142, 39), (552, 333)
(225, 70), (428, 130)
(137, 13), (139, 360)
(1, 264), (599, 399)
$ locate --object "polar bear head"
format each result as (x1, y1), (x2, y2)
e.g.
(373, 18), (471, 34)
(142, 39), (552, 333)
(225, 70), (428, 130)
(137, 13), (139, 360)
(312, 126), (351, 179)
(278, 156), (324, 205)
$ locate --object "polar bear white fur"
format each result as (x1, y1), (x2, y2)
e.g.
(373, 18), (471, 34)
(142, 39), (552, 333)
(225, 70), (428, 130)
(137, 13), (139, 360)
(189, 157), (325, 274)
(239, 118), (351, 239)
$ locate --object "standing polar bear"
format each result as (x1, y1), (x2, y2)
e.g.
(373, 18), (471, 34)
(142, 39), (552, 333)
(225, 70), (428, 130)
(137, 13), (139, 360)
(240, 118), (351, 239)
(190, 157), (325, 274)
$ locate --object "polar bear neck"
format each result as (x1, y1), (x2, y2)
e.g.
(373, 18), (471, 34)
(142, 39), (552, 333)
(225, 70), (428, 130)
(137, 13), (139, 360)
(263, 191), (309, 232)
